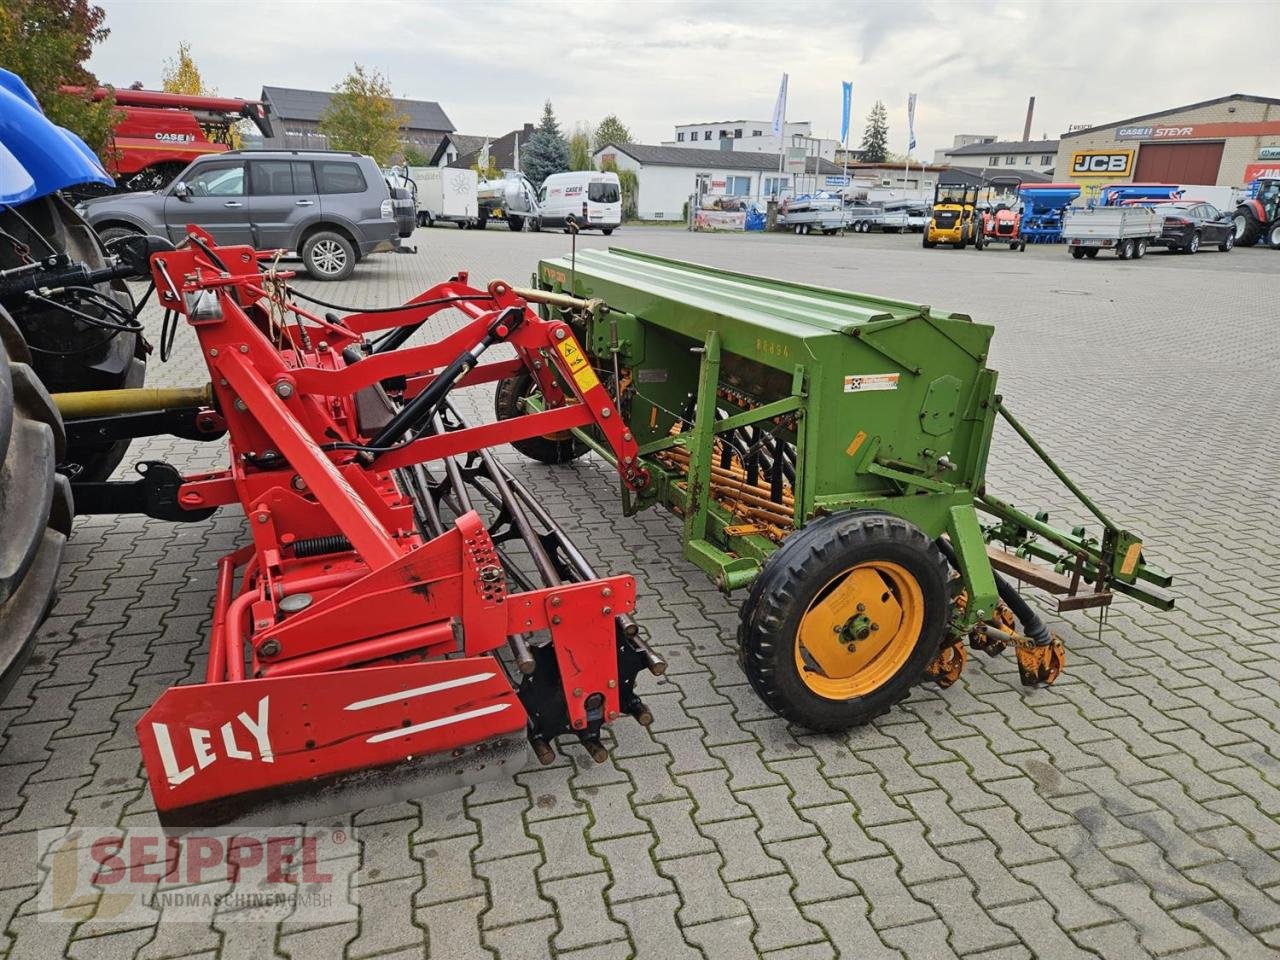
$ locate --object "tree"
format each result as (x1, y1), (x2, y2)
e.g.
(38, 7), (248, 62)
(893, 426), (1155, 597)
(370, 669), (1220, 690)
(161, 41), (212, 96)
(568, 123), (594, 171)
(0, 0), (119, 157)
(319, 64), (408, 165)
(860, 100), (889, 163)
(592, 114), (633, 152)
(520, 100), (570, 186)
(598, 156), (638, 221)
(401, 145), (429, 166)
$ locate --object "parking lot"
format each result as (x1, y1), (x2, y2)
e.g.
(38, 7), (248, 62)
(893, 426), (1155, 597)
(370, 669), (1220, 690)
(4, 224), (1279, 959)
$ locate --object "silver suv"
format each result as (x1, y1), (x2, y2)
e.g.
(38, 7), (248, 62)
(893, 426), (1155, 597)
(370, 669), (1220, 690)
(80, 150), (399, 280)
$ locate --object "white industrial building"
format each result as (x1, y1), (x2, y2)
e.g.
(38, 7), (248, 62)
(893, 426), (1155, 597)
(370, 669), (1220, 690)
(595, 143), (846, 221)
(662, 119), (839, 161)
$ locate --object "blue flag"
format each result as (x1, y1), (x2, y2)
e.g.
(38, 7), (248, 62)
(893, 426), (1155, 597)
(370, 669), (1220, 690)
(907, 93), (918, 153)
(840, 82), (852, 144)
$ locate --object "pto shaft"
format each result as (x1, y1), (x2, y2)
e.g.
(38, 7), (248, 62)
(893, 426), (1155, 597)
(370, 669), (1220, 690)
(51, 384), (214, 419)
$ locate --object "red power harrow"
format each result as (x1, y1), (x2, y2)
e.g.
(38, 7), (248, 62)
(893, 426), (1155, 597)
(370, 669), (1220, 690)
(134, 228), (660, 828)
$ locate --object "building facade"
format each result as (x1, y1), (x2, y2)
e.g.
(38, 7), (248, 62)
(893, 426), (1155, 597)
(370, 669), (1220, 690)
(932, 134), (997, 165)
(259, 86), (454, 158)
(938, 139), (1059, 174)
(663, 120), (839, 161)
(1055, 94), (1280, 194)
(594, 143), (844, 221)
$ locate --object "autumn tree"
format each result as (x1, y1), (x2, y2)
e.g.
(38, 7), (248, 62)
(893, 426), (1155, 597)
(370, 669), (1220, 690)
(0, 0), (119, 156)
(520, 100), (569, 186)
(319, 64), (408, 165)
(860, 100), (889, 163)
(569, 123), (594, 171)
(592, 114), (633, 151)
(161, 41), (213, 95)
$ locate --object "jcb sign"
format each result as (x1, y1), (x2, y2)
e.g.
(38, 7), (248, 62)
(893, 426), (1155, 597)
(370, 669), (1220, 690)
(1070, 150), (1134, 177)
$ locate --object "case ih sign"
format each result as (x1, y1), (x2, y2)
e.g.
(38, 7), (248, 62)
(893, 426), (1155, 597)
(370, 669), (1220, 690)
(1114, 120), (1280, 141)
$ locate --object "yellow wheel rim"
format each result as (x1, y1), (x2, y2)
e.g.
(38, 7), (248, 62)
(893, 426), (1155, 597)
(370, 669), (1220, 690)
(794, 560), (924, 699)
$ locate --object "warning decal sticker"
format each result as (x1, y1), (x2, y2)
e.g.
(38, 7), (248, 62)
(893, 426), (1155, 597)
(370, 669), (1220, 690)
(844, 373), (900, 393)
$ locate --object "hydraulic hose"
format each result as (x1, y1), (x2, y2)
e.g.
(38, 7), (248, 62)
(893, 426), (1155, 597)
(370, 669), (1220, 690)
(935, 538), (1052, 647)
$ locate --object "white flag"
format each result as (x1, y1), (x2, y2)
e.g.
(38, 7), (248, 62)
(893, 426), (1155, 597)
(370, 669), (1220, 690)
(907, 93), (918, 153)
(512, 133), (520, 173)
(772, 73), (789, 137)
(478, 139), (490, 170)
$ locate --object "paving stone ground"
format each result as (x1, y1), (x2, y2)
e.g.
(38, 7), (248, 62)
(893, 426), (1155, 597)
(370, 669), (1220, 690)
(1, 225), (1277, 959)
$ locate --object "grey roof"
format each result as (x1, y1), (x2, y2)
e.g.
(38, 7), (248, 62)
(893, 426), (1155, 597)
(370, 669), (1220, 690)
(597, 143), (844, 174)
(945, 166), (1054, 185)
(430, 133), (491, 166)
(1060, 93), (1280, 138)
(261, 86), (454, 132)
(449, 125), (536, 171)
(945, 139), (1059, 157)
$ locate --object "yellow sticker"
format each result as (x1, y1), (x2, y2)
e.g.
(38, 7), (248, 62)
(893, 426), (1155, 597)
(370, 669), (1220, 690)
(1120, 541), (1142, 576)
(555, 337), (600, 393)
(846, 430), (868, 457)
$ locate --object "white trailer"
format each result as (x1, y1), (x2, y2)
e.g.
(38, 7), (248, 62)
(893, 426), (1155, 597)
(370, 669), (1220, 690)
(1062, 207), (1161, 260)
(389, 166), (478, 228)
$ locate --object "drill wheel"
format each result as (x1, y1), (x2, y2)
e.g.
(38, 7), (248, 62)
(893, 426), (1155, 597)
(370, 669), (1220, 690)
(738, 511), (949, 732)
(494, 370), (589, 465)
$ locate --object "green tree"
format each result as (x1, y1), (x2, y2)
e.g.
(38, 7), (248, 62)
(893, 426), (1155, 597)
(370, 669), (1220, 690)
(402, 144), (429, 166)
(860, 100), (889, 163)
(161, 41), (212, 95)
(520, 100), (570, 186)
(598, 155), (638, 221)
(592, 114), (633, 152)
(319, 64), (408, 165)
(569, 123), (594, 171)
(0, 0), (119, 157)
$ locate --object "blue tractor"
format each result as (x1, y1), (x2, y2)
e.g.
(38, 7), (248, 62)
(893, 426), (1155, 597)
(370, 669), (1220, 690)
(0, 69), (154, 699)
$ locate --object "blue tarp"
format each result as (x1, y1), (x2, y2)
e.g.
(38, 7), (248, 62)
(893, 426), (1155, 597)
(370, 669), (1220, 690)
(0, 68), (113, 205)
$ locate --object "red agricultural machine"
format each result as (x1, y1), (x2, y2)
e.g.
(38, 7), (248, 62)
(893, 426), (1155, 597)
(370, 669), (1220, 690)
(61, 85), (273, 193)
(976, 176), (1026, 251)
(1231, 177), (1280, 248)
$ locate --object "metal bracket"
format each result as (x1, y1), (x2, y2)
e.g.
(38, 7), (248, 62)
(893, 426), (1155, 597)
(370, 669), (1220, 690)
(71, 461), (219, 522)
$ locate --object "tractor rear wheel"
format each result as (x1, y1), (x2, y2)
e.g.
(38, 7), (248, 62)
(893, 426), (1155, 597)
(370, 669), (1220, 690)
(1269, 224), (1280, 249)
(738, 511), (949, 732)
(494, 369), (589, 465)
(1233, 210), (1260, 246)
(0, 320), (72, 703)
(0, 194), (145, 480)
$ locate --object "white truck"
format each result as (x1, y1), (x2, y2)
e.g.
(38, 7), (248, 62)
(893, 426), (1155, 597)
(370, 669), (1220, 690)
(1061, 207), (1161, 260)
(388, 166), (478, 228)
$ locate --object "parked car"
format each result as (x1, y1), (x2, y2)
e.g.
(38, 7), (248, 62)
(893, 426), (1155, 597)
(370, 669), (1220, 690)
(1152, 202), (1235, 253)
(79, 150), (400, 280)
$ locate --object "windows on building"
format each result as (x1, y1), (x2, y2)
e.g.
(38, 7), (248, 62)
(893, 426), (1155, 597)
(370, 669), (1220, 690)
(1023, 156), (1031, 165)
(763, 175), (788, 196)
(677, 132), (685, 142)
(1041, 154), (1053, 165)
(752, 129), (763, 137)
(725, 175), (751, 196)
(734, 128), (743, 138)
(990, 156), (1000, 166)
(719, 129), (728, 139)
(1005, 156), (1016, 165)
(703, 131), (712, 141)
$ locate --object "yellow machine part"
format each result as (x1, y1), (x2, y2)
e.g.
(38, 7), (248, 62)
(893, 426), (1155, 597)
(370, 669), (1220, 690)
(51, 384), (213, 419)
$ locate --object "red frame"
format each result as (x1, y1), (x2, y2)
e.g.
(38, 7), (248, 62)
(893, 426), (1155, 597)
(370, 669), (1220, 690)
(137, 229), (644, 825)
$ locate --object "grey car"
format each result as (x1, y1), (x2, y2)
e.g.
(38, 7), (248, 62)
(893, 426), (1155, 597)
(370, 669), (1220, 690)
(80, 150), (400, 280)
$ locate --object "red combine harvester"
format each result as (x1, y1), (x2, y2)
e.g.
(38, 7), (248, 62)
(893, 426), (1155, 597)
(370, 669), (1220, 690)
(62, 85), (273, 192)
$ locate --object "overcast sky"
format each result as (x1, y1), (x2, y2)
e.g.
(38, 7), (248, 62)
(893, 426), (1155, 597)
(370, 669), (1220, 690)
(88, 0), (1280, 156)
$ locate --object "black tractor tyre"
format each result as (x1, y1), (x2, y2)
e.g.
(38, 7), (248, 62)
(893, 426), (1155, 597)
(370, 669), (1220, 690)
(494, 370), (589, 465)
(0, 325), (72, 704)
(1233, 209), (1261, 246)
(1269, 224), (1280, 250)
(0, 194), (145, 481)
(738, 511), (950, 732)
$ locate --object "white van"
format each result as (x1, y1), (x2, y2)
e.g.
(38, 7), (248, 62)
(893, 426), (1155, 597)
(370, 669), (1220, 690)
(536, 171), (622, 234)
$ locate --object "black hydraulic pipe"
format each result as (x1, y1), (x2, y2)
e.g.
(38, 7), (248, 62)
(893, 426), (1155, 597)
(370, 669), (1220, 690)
(935, 538), (1052, 648)
(366, 307), (521, 452)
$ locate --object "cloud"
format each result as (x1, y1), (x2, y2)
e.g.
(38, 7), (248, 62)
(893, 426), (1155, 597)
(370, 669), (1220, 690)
(89, 0), (1280, 156)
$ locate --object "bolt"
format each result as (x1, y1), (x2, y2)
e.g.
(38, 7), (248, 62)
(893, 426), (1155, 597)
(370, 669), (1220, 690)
(550, 596), (562, 607)
(607, 679), (617, 689)
(260, 639), (281, 658)
(601, 408), (612, 418)
(602, 587), (613, 598)
(234, 398), (247, 412)
(292, 475), (307, 491)
(623, 431), (633, 442)
(608, 710), (618, 720)
(209, 348), (219, 357)
(275, 380), (294, 398)
(856, 603), (866, 612)
(602, 606), (612, 615)
(871, 623), (880, 631)
(555, 329), (566, 340)
(533, 360), (543, 369)
(257, 513), (269, 523)
(318, 341), (329, 352)
(572, 687), (583, 697)
(551, 615), (562, 626)
(239, 344), (249, 353)
(219, 378), (228, 387)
